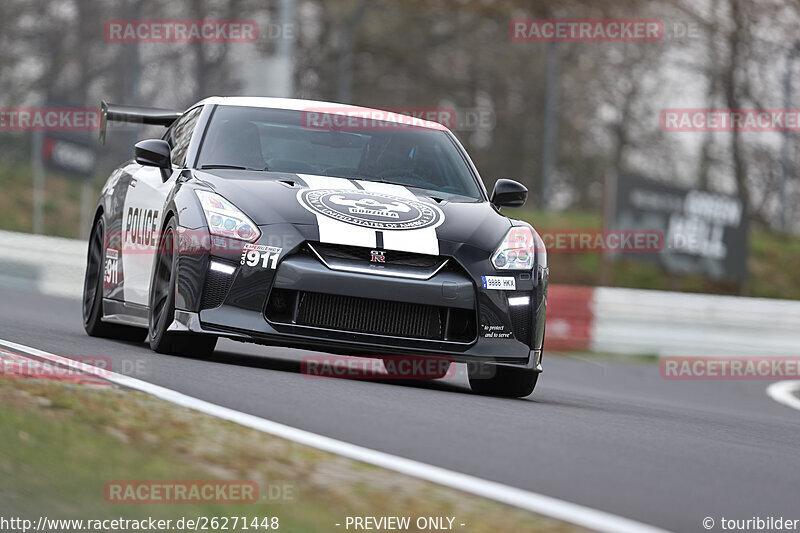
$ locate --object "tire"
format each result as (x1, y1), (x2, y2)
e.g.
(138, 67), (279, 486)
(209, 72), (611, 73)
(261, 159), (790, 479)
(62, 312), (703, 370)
(468, 363), (539, 398)
(148, 218), (217, 359)
(82, 217), (146, 341)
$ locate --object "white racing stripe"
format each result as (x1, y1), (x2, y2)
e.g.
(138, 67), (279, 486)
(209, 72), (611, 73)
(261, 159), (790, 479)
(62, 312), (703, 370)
(297, 174), (377, 249)
(357, 180), (441, 256)
(766, 381), (800, 412)
(0, 337), (669, 533)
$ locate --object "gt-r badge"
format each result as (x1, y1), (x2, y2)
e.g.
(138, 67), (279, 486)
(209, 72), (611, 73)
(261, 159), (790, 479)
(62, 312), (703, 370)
(370, 250), (386, 263)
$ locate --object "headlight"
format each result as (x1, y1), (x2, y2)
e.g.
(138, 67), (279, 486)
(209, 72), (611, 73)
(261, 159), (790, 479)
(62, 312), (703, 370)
(195, 190), (260, 242)
(491, 226), (536, 270)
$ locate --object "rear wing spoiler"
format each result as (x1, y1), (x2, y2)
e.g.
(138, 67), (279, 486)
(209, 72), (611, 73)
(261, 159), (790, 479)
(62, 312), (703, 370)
(99, 101), (183, 144)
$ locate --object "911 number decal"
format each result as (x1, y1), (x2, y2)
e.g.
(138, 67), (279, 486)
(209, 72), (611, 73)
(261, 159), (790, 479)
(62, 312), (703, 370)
(240, 244), (283, 270)
(105, 249), (119, 285)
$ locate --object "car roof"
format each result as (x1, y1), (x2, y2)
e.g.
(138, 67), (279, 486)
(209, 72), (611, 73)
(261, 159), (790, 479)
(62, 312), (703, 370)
(195, 96), (451, 132)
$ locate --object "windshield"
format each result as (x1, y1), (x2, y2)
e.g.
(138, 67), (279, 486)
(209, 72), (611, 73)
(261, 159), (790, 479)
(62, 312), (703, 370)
(196, 105), (483, 201)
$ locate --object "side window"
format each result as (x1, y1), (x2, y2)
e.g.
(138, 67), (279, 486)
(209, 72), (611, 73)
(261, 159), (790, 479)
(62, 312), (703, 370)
(168, 106), (203, 168)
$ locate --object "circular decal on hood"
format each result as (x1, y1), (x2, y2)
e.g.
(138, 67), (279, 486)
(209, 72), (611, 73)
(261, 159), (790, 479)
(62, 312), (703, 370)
(298, 189), (444, 230)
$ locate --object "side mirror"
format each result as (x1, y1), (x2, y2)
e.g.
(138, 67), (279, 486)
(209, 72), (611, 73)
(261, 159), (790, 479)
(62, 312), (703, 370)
(135, 139), (172, 170)
(491, 179), (528, 208)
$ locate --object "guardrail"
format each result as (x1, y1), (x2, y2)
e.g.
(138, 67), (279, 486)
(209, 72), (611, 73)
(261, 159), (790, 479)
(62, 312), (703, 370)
(1, 230), (798, 357)
(0, 230), (86, 299)
(547, 284), (800, 357)
(590, 287), (800, 357)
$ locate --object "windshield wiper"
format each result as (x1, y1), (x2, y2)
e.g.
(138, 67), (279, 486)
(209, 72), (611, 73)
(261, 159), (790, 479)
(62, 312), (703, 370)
(356, 177), (413, 188)
(200, 164), (270, 171)
(200, 164), (253, 170)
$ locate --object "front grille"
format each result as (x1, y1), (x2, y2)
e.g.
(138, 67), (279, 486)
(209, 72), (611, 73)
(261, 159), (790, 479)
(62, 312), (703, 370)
(509, 292), (533, 346)
(200, 268), (235, 310)
(266, 289), (476, 342)
(298, 292), (442, 339)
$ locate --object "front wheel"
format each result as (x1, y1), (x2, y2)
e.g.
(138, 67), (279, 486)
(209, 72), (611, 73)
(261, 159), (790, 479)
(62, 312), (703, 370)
(148, 218), (217, 359)
(468, 364), (539, 398)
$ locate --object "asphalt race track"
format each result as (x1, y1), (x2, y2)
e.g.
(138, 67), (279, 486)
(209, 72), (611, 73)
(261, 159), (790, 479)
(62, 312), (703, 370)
(1, 284), (799, 532)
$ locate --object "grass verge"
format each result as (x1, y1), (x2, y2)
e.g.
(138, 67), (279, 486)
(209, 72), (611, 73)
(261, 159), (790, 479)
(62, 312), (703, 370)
(0, 376), (587, 533)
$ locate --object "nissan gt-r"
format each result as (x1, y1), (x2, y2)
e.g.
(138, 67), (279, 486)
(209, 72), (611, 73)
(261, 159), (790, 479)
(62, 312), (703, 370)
(82, 97), (548, 397)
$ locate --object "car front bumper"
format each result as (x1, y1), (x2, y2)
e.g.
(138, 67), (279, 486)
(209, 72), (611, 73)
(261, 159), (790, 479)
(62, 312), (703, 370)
(173, 226), (546, 370)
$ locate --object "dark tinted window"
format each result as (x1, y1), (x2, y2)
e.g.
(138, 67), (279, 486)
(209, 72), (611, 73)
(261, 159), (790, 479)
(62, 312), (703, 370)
(197, 105), (482, 201)
(167, 106), (203, 167)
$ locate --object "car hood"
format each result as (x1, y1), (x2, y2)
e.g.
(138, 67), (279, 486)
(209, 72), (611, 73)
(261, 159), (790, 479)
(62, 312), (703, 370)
(193, 170), (513, 253)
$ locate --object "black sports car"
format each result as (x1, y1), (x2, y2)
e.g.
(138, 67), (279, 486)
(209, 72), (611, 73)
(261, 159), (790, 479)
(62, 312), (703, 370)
(83, 97), (548, 397)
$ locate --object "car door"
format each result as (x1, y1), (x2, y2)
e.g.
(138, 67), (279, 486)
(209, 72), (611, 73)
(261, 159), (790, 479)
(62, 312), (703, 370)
(121, 106), (203, 307)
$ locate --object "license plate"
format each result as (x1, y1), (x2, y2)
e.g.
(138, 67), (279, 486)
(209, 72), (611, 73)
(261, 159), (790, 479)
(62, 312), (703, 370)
(481, 276), (516, 291)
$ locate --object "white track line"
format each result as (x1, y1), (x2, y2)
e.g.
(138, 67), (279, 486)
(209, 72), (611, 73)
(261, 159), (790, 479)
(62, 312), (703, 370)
(0, 337), (669, 533)
(767, 381), (800, 412)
